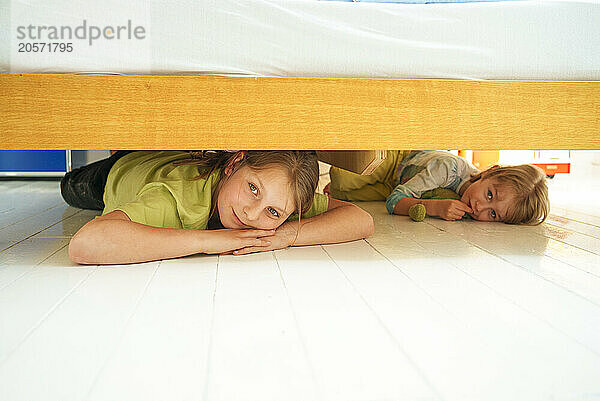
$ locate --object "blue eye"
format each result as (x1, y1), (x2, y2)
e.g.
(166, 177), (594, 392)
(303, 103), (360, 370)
(491, 210), (497, 219)
(487, 190), (493, 200)
(249, 183), (258, 195)
(268, 207), (280, 218)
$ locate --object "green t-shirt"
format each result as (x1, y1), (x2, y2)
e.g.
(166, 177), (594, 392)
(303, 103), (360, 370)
(101, 151), (329, 229)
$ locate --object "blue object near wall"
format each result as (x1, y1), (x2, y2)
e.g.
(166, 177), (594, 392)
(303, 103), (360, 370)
(0, 150), (69, 177)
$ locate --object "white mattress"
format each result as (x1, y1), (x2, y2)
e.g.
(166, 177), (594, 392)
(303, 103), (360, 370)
(1, 0), (599, 80)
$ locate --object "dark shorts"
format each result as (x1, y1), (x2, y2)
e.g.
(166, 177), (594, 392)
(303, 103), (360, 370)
(60, 150), (138, 211)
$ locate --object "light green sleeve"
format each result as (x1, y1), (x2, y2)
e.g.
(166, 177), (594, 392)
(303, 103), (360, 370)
(287, 193), (329, 222)
(328, 151), (412, 201)
(111, 185), (183, 229)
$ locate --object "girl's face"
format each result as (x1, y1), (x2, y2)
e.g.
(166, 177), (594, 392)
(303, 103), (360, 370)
(217, 164), (295, 230)
(460, 177), (514, 222)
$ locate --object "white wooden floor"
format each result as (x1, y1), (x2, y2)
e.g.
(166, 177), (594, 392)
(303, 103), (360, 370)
(1, 152), (600, 401)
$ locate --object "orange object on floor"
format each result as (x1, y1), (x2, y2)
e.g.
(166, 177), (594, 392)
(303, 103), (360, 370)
(533, 163), (571, 176)
(472, 151), (499, 170)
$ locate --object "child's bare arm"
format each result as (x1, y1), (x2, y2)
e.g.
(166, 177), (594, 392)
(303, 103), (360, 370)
(232, 198), (374, 255)
(393, 197), (472, 221)
(68, 210), (274, 265)
(287, 197), (374, 246)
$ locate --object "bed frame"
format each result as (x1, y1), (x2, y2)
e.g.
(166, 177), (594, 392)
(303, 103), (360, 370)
(1, 73), (599, 150)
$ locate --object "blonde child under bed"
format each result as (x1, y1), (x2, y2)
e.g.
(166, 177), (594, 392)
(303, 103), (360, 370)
(326, 150), (549, 225)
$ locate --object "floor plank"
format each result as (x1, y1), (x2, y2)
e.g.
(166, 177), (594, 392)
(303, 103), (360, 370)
(424, 216), (600, 311)
(275, 245), (439, 401)
(203, 252), (319, 401)
(0, 248), (159, 401)
(360, 204), (600, 400)
(545, 214), (600, 239)
(85, 255), (217, 401)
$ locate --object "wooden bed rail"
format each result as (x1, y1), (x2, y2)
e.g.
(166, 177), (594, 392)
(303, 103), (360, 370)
(1, 73), (599, 150)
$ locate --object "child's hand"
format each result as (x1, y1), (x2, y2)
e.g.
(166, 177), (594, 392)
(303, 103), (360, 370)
(225, 222), (298, 256)
(323, 183), (331, 195)
(202, 228), (276, 255)
(431, 199), (473, 221)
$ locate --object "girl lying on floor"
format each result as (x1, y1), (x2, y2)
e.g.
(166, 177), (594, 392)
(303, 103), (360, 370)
(62, 150), (374, 265)
(326, 150), (549, 224)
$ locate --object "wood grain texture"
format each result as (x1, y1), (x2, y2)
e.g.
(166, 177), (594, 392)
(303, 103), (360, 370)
(1, 73), (599, 150)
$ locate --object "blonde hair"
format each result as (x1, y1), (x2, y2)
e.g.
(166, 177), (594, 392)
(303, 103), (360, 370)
(468, 164), (549, 225)
(172, 151), (320, 243)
